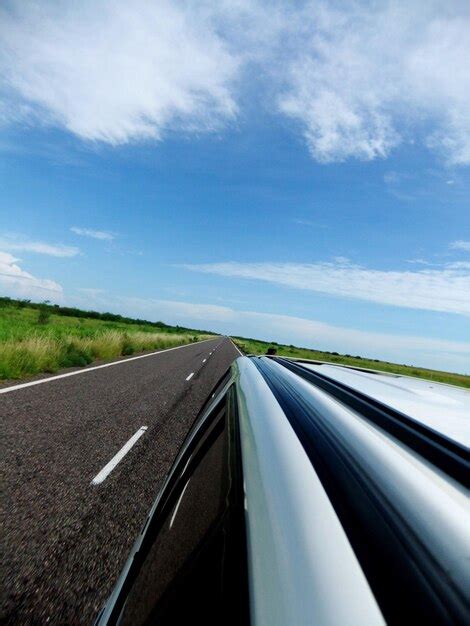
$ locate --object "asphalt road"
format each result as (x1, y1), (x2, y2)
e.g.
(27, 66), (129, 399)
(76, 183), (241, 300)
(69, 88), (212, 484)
(2, 337), (240, 625)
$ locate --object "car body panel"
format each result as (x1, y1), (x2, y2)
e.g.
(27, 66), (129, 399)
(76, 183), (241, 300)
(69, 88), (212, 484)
(299, 361), (469, 446)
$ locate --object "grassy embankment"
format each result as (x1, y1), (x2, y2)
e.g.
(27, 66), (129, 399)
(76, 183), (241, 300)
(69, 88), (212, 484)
(0, 298), (214, 380)
(231, 336), (470, 389)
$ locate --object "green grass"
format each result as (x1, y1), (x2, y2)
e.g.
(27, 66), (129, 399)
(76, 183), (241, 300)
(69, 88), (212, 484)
(231, 336), (470, 389)
(0, 299), (213, 380)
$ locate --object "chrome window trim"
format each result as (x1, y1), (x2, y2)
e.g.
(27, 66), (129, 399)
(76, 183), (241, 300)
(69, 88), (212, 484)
(234, 357), (385, 626)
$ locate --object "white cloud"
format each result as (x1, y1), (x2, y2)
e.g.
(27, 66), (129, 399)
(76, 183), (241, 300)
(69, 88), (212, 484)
(0, 236), (79, 257)
(71, 227), (114, 241)
(1, 1), (469, 165)
(72, 293), (470, 372)
(182, 259), (470, 316)
(447, 262), (470, 270)
(278, 1), (470, 164)
(450, 240), (470, 252)
(0, 0), (239, 144)
(0, 251), (63, 299)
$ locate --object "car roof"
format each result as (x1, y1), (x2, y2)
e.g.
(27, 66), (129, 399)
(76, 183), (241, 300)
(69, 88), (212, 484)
(237, 356), (468, 625)
(291, 361), (469, 447)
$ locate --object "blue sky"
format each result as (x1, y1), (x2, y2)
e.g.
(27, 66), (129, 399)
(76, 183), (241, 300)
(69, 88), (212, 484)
(1, 1), (469, 373)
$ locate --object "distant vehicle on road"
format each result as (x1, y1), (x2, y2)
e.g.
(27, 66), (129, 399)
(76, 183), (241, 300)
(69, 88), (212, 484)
(96, 356), (469, 626)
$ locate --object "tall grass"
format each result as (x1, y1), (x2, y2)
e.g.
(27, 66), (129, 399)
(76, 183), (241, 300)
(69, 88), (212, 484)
(0, 330), (204, 380)
(0, 336), (61, 379)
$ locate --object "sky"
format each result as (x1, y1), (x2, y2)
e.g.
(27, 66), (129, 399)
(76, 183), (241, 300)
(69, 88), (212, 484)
(0, 0), (469, 373)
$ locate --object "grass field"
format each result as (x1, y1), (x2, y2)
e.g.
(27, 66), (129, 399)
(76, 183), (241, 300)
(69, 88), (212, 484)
(0, 298), (212, 380)
(231, 336), (470, 389)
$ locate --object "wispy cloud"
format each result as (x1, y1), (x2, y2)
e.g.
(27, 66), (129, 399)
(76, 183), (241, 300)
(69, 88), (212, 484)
(0, 235), (79, 257)
(1, 1), (469, 165)
(71, 227), (115, 241)
(293, 218), (327, 228)
(0, 251), (63, 299)
(384, 171), (403, 186)
(447, 261), (470, 270)
(182, 258), (470, 316)
(406, 259), (435, 266)
(450, 240), (470, 252)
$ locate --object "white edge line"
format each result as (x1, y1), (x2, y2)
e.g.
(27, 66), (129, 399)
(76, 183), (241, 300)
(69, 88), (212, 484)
(169, 478), (191, 528)
(0, 338), (215, 395)
(230, 339), (243, 356)
(186, 372), (195, 381)
(91, 426), (148, 486)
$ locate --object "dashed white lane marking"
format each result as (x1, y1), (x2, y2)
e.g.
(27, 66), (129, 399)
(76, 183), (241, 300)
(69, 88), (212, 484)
(169, 479), (191, 528)
(0, 338), (216, 395)
(186, 372), (195, 381)
(91, 426), (148, 486)
(202, 359), (207, 363)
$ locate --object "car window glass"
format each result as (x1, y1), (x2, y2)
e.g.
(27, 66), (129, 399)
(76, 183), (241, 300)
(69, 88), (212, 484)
(118, 392), (248, 626)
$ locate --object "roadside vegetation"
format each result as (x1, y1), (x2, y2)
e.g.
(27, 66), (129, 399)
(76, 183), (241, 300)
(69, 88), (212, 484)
(231, 336), (470, 389)
(1, 297), (467, 388)
(0, 297), (213, 380)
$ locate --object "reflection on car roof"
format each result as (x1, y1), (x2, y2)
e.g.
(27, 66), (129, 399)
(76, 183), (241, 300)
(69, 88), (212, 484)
(300, 362), (469, 447)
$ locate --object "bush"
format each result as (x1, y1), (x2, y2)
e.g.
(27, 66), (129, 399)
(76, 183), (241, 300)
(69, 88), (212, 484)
(122, 343), (135, 356)
(37, 308), (51, 325)
(59, 342), (93, 368)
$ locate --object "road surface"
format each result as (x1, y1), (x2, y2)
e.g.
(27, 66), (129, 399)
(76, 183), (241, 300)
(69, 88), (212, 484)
(2, 337), (240, 624)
